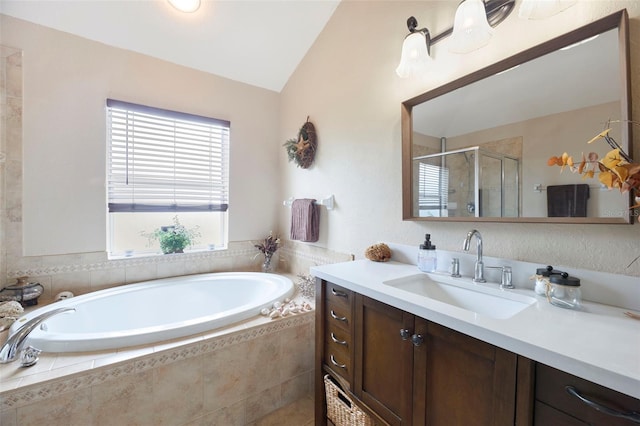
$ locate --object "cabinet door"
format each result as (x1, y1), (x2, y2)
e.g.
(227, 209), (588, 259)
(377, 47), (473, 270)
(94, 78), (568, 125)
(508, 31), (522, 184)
(413, 320), (518, 426)
(354, 295), (414, 426)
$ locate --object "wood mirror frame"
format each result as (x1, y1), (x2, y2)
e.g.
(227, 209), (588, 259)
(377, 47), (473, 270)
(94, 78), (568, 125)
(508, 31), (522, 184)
(401, 10), (633, 224)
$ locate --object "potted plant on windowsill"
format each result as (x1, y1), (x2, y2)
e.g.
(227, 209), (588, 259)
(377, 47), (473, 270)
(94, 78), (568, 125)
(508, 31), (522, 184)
(142, 216), (201, 254)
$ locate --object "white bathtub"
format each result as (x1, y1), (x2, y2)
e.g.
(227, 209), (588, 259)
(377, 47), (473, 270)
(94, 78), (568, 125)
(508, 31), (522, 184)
(12, 272), (294, 353)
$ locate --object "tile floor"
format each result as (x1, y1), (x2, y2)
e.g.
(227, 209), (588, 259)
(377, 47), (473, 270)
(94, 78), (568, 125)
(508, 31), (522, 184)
(249, 396), (314, 426)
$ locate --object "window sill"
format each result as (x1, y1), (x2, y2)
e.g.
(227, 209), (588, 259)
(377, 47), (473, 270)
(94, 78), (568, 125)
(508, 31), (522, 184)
(108, 247), (225, 261)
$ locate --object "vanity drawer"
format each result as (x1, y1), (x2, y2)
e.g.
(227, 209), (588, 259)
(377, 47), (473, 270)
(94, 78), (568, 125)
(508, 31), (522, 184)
(324, 334), (352, 381)
(325, 282), (353, 309)
(535, 363), (640, 426)
(325, 324), (351, 351)
(325, 299), (352, 332)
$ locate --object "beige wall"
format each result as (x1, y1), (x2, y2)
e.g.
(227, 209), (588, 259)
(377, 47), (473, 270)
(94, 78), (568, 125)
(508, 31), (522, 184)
(2, 2), (640, 287)
(279, 1), (640, 277)
(0, 15), (282, 257)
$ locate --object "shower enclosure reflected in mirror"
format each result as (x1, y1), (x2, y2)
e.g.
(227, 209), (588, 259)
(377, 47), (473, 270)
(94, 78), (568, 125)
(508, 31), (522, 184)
(402, 10), (633, 224)
(414, 147), (519, 218)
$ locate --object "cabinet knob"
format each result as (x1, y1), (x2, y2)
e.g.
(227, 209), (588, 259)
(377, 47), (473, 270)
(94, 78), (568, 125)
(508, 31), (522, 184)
(400, 329), (411, 340)
(411, 334), (424, 347)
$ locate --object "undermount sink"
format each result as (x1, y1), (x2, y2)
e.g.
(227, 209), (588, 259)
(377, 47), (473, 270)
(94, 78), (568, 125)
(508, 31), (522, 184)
(383, 273), (537, 319)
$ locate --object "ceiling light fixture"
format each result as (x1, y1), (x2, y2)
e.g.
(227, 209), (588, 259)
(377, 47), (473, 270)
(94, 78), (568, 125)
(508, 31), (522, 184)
(518, 0), (576, 20)
(167, 0), (201, 13)
(396, 0), (515, 77)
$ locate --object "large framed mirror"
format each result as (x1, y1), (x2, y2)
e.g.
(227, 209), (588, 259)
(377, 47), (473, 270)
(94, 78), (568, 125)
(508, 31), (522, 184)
(402, 10), (633, 224)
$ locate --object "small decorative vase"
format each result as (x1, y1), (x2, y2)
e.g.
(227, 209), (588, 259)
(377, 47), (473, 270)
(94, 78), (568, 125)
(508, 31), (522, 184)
(262, 254), (274, 273)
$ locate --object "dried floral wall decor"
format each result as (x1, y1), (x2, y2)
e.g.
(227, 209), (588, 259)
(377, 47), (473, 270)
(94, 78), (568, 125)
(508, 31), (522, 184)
(284, 117), (317, 169)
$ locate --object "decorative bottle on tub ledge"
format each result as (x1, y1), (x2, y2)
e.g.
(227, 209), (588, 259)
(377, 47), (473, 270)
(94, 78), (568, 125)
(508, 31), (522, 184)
(418, 234), (437, 273)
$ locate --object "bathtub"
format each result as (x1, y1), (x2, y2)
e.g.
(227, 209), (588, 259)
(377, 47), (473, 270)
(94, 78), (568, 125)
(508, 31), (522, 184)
(10, 272), (294, 353)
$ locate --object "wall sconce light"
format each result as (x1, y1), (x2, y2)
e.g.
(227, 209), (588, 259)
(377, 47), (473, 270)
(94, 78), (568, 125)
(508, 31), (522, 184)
(449, 0), (495, 54)
(518, 0), (576, 20)
(395, 17), (432, 79)
(396, 0), (515, 77)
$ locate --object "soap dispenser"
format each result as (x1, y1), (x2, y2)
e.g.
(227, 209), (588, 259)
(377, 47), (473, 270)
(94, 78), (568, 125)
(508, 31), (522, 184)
(418, 234), (437, 272)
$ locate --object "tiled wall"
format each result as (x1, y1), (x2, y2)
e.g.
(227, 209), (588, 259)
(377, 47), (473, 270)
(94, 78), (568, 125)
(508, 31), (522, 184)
(1, 46), (22, 291)
(1, 313), (314, 426)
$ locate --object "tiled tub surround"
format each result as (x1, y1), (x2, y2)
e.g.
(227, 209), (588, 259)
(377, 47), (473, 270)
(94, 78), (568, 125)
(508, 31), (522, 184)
(0, 309), (314, 425)
(0, 243), (352, 425)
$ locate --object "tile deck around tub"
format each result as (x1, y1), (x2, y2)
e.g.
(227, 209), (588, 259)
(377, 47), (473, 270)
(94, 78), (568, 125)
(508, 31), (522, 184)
(0, 303), (314, 409)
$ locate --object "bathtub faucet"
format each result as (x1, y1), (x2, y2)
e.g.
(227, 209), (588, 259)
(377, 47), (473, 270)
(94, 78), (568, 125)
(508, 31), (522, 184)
(0, 307), (75, 366)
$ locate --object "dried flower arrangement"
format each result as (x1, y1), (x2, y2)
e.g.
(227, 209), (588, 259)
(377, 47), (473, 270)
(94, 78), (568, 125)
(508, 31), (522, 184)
(547, 120), (639, 209)
(254, 231), (280, 257)
(548, 120), (639, 268)
(254, 231), (280, 273)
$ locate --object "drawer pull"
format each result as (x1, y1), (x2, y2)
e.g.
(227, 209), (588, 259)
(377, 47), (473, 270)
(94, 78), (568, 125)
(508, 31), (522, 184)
(565, 386), (640, 423)
(330, 332), (348, 346)
(331, 288), (348, 298)
(330, 354), (347, 369)
(330, 310), (348, 322)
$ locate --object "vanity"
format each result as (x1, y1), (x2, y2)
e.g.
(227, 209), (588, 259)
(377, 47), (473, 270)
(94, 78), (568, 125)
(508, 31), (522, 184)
(312, 257), (640, 425)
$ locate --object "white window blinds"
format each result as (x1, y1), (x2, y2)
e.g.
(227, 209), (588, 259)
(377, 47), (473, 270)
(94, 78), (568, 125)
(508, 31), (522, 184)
(418, 163), (449, 210)
(107, 99), (230, 213)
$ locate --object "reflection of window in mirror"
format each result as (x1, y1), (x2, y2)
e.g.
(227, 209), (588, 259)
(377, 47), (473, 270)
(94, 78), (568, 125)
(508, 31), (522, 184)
(417, 163), (449, 218)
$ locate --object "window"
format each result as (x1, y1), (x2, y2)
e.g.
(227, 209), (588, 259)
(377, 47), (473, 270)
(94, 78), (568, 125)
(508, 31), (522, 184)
(106, 99), (229, 257)
(418, 162), (449, 217)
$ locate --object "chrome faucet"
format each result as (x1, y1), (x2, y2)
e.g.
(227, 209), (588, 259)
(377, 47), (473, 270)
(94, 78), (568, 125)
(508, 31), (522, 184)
(0, 307), (75, 365)
(463, 229), (486, 283)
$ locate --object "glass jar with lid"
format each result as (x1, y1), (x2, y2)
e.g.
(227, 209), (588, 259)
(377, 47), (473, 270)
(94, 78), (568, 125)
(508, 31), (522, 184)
(534, 265), (562, 295)
(548, 273), (581, 309)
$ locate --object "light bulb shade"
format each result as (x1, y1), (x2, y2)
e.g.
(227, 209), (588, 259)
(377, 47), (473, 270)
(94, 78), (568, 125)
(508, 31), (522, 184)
(449, 0), (493, 54)
(167, 0), (201, 13)
(396, 31), (431, 78)
(518, 0), (576, 19)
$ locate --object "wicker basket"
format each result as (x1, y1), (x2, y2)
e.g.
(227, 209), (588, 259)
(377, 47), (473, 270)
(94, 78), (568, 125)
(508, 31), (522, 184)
(324, 375), (374, 426)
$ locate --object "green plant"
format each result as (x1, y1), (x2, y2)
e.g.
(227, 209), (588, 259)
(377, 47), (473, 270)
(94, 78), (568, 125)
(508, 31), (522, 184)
(141, 216), (200, 254)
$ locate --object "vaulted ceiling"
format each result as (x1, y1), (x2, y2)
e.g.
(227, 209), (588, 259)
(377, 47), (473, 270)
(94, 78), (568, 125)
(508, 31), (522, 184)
(0, 0), (341, 92)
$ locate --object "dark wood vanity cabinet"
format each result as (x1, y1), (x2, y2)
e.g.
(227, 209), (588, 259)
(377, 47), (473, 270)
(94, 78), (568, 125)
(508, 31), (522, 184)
(315, 279), (639, 426)
(353, 295), (520, 426)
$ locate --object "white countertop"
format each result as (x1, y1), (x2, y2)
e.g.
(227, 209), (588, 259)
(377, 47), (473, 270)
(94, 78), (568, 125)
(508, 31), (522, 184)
(311, 259), (640, 399)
